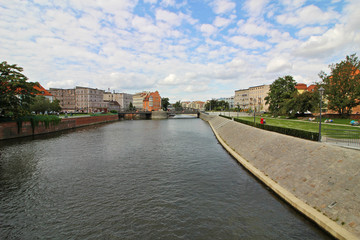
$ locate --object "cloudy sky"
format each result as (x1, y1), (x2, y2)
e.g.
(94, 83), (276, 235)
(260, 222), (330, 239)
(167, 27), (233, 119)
(1, 0), (359, 102)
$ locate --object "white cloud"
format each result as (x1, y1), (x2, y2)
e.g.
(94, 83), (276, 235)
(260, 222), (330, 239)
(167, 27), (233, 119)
(243, 0), (269, 17)
(156, 9), (182, 26)
(266, 57), (293, 72)
(47, 80), (76, 89)
(200, 24), (217, 36)
(297, 26), (327, 38)
(213, 16), (232, 28)
(211, 0), (236, 15)
(229, 35), (270, 49)
(159, 74), (183, 85)
(276, 4), (340, 27)
(295, 24), (360, 58)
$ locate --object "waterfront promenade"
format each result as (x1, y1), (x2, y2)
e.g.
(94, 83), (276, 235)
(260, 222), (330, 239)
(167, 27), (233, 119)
(201, 114), (360, 239)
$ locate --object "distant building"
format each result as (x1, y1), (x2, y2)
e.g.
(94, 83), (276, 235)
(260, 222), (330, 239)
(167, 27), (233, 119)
(218, 96), (234, 109)
(143, 91), (161, 111)
(75, 86), (108, 113)
(234, 89), (249, 110)
(35, 83), (53, 102)
(181, 101), (191, 109)
(103, 92), (133, 110)
(234, 84), (270, 111)
(132, 91), (162, 111)
(49, 88), (76, 112)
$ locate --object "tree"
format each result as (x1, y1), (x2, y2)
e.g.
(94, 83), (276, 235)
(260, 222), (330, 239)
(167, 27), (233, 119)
(161, 97), (170, 111)
(265, 75), (297, 116)
(30, 96), (61, 114)
(0, 61), (39, 119)
(128, 102), (136, 111)
(173, 101), (183, 111)
(319, 53), (360, 116)
(284, 91), (320, 117)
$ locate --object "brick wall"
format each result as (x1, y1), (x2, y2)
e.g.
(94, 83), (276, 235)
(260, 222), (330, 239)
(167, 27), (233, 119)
(0, 115), (119, 140)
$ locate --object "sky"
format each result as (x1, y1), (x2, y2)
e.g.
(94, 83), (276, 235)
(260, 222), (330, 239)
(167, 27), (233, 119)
(1, 0), (359, 102)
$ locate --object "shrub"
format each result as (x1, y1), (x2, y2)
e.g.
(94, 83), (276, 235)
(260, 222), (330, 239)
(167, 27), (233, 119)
(220, 115), (319, 141)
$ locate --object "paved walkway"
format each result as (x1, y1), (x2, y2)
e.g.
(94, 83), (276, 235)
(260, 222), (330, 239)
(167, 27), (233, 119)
(201, 114), (360, 239)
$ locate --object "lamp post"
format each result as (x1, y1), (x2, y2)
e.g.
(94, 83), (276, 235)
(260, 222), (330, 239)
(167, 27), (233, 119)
(318, 87), (325, 142)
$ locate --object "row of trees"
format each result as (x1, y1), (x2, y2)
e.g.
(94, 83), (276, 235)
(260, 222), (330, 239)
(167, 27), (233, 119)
(205, 99), (230, 111)
(265, 54), (360, 117)
(1, 61), (61, 120)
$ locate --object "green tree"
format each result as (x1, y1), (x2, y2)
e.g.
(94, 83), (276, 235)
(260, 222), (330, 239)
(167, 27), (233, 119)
(161, 97), (170, 111)
(51, 99), (61, 112)
(284, 91), (320, 117)
(173, 100), (183, 111)
(30, 96), (61, 114)
(0, 61), (39, 119)
(319, 53), (360, 116)
(128, 102), (136, 111)
(265, 75), (297, 116)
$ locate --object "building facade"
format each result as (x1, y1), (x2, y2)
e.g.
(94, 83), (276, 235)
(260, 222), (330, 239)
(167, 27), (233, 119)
(234, 89), (249, 110)
(103, 92), (133, 110)
(75, 86), (107, 113)
(49, 88), (76, 112)
(234, 85), (270, 111)
(132, 91), (161, 111)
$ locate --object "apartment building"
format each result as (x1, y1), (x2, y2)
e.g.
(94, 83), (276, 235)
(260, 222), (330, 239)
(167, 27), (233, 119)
(234, 89), (249, 109)
(132, 91), (162, 111)
(49, 88), (76, 112)
(143, 91), (161, 111)
(181, 101), (191, 109)
(218, 97), (234, 109)
(234, 84), (270, 111)
(75, 86), (107, 113)
(189, 101), (205, 110)
(103, 92), (133, 110)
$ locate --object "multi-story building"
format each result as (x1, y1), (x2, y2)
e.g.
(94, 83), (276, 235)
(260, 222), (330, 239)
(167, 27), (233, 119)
(75, 86), (108, 113)
(181, 101), (191, 109)
(143, 91), (161, 111)
(234, 85), (270, 111)
(49, 88), (76, 112)
(35, 83), (53, 102)
(218, 97), (234, 109)
(132, 91), (161, 111)
(103, 92), (133, 110)
(248, 85), (270, 112)
(132, 91), (149, 110)
(189, 101), (205, 110)
(234, 89), (249, 110)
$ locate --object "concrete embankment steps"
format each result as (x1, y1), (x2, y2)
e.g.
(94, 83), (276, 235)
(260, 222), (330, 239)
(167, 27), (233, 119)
(200, 114), (360, 240)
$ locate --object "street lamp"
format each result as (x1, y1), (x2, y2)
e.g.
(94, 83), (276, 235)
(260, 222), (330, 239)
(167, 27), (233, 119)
(318, 87), (325, 142)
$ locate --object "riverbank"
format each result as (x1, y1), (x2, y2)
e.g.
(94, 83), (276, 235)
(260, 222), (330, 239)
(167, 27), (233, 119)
(200, 113), (360, 239)
(0, 114), (119, 140)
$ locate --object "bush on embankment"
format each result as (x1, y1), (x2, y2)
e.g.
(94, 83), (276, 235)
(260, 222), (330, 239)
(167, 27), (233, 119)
(16, 115), (61, 133)
(220, 115), (319, 141)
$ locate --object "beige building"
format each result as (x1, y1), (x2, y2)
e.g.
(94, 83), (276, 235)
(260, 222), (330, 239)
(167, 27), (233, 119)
(181, 101), (191, 109)
(49, 88), (76, 112)
(75, 86), (108, 113)
(234, 84), (270, 111)
(132, 91), (149, 110)
(103, 92), (133, 110)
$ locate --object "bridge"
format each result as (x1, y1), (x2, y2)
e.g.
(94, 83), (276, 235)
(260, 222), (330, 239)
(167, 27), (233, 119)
(118, 109), (200, 120)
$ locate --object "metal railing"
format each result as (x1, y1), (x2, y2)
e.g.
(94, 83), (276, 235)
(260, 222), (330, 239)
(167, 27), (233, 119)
(323, 129), (360, 149)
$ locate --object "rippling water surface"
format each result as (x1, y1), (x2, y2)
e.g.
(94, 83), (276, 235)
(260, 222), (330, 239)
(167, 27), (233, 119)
(0, 118), (331, 239)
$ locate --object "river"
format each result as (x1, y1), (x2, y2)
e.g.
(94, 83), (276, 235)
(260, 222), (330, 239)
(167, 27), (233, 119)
(0, 117), (332, 239)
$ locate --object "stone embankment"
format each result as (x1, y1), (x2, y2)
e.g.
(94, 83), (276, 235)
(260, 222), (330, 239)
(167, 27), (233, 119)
(200, 114), (360, 240)
(0, 114), (119, 140)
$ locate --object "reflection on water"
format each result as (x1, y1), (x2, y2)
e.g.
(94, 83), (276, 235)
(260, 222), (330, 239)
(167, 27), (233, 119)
(0, 119), (332, 239)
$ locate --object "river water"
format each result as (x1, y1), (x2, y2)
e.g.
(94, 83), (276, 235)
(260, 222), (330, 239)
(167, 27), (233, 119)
(0, 117), (331, 239)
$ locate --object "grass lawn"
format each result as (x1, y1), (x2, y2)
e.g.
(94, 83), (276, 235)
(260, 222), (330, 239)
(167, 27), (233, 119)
(234, 116), (359, 137)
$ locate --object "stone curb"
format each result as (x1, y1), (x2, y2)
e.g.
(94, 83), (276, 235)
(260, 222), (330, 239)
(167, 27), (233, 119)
(207, 119), (358, 240)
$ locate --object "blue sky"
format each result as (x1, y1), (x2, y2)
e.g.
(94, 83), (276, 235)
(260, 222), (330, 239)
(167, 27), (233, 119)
(1, 0), (359, 102)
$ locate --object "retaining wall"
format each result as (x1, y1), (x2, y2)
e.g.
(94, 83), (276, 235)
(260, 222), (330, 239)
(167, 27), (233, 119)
(200, 114), (360, 239)
(0, 115), (119, 141)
